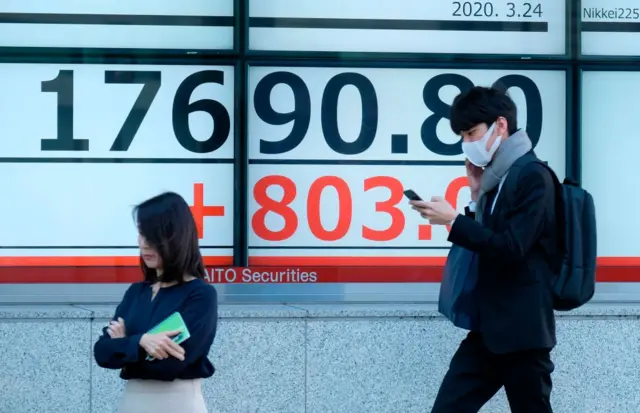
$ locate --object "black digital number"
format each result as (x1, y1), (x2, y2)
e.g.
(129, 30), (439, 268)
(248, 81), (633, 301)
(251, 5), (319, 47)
(105, 71), (160, 151)
(421, 74), (474, 156)
(483, 2), (494, 17)
(41, 69), (230, 153)
(523, 3), (542, 18)
(321, 73), (378, 155)
(453, 2), (494, 17)
(41, 70), (89, 151)
(172, 70), (231, 154)
(254, 71), (379, 155)
(534, 3), (542, 17)
(618, 8), (637, 19)
(508, 3), (541, 18)
(253, 71), (311, 154)
(421, 73), (543, 155)
(493, 74), (542, 147)
(254, 71), (543, 157)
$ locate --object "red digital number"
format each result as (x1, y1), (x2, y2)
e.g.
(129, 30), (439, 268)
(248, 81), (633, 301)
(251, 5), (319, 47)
(307, 176), (352, 241)
(362, 176), (404, 241)
(252, 175), (298, 241)
(251, 175), (470, 242)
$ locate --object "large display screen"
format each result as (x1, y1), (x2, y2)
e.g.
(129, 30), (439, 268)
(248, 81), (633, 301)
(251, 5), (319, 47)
(581, 0), (640, 56)
(0, 63), (235, 281)
(581, 71), (638, 258)
(247, 66), (566, 277)
(4, 1), (640, 303)
(579, 70), (640, 298)
(0, 1), (234, 50)
(249, 0), (567, 55)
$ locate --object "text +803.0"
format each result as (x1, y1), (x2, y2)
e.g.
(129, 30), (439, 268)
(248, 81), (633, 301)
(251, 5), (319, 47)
(248, 67), (553, 249)
(251, 174), (470, 244)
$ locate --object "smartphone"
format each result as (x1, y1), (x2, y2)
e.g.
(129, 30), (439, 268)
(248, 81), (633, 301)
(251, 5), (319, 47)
(403, 189), (423, 201)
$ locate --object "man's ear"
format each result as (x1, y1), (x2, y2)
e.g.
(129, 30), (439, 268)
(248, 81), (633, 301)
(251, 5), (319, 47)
(495, 116), (508, 136)
(485, 118), (505, 150)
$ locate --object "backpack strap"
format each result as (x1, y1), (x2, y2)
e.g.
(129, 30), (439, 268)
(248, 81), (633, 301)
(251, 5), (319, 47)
(502, 150), (564, 208)
(501, 151), (565, 271)
(500, 151), (541, 214)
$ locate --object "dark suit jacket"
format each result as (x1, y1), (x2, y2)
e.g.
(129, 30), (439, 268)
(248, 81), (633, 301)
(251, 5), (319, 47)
(448, 159), (558, 354)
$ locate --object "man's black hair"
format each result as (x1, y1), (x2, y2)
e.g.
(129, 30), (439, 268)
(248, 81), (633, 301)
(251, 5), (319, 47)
(449, 86), (518, 136)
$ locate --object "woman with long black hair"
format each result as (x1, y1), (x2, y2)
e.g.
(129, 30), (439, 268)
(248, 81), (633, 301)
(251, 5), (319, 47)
(94, 192), (218, 413)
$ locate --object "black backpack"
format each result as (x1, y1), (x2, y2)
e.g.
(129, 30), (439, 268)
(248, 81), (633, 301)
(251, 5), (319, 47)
(503, 152), (597, 311)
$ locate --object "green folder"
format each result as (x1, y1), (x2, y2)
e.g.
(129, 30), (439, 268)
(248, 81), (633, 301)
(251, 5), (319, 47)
(145, 312), (190, 361)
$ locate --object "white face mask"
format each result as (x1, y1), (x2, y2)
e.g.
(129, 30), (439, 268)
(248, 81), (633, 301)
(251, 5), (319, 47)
(461, 123), (502, 167)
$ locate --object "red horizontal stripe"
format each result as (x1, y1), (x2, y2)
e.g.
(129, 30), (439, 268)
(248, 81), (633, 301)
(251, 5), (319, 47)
(0, 264), (638, 283)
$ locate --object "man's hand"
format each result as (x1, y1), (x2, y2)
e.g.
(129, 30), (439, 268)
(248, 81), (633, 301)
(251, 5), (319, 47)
(466, 159), (483, 201)
(107, 317), (126, 339)
(410, 196), (459, 225)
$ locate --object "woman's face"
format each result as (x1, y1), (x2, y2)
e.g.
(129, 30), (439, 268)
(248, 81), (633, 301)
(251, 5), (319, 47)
(138, 233), (163, 269)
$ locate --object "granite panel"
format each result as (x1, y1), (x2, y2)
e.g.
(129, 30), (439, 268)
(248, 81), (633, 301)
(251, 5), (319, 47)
(549, 319), (640, 413)
(0, 318), (92, 413)
(304, 312), (640, 413)
(205, 319), (306, 413)
(90, 317), (306, 413)
(2, 303), (640, 413)
(305, 318), (466, 412)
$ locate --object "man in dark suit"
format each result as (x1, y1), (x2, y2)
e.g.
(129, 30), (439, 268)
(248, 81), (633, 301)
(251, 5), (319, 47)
(410, 86), (559, 413)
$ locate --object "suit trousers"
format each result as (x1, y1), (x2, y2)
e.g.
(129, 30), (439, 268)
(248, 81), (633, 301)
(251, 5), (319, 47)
(431, 332), (554, 413)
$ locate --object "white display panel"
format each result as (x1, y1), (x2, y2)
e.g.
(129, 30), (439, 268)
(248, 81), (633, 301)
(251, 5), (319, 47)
(247, 67), (566, 261)
(249, 0), (566, 55)
(0, 63), (235, 264)
(582, 71), (640, 257)
(0, 0), (234, 50)
(581, 0), (640, 56)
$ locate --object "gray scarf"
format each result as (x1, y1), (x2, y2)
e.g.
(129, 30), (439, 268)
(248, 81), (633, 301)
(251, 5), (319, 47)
(475, 129), (532, 223)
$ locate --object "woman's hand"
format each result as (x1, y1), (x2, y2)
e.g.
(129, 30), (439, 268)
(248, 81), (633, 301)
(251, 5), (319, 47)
(139, 330), (185, 361)
(107, 317), (126, 338)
